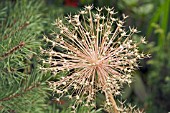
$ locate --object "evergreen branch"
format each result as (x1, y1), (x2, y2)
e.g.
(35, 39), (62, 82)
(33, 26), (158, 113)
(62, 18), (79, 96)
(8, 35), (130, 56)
(0, 83), (40, 102)
(0, 41), (25, 61)
(1, 21), (29, 41)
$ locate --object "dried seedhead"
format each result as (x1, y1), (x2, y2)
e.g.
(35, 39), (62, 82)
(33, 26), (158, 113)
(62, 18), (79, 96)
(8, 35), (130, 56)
(41, 5), (149, 113)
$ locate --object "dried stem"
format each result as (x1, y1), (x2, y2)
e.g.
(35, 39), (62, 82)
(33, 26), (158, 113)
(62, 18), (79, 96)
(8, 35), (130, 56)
(108, 92), (119, 113)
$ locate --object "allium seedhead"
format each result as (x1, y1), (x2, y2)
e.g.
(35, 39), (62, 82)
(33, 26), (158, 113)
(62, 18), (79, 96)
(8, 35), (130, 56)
(41, 5), (148, 112)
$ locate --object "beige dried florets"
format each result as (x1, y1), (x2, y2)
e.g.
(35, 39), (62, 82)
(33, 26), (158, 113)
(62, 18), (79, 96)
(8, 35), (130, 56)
(41, 5), (149, 113)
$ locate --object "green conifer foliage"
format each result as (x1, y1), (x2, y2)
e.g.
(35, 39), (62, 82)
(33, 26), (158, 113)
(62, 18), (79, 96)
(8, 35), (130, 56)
(0, 0), (49, 112)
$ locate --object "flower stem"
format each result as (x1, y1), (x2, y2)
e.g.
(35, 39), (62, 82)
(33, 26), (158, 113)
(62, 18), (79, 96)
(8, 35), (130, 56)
(108, 92), (119, 113)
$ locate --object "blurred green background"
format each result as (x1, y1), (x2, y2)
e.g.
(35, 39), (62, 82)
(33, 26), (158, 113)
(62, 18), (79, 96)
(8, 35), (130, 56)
(0, 0), (170, 113)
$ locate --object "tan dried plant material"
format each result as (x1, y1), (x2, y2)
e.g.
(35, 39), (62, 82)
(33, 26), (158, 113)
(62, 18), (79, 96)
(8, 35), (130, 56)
(41, 5), (149, 113)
